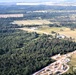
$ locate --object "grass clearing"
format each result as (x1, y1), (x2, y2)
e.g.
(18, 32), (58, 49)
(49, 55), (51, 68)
(12, 19), (52, 26)
(19, 26), (76, 41)
(39, 27), (76, 41)
(18, 28), (49, 35)
(58, 28), (76, 41)
(39, 26), (66, 33)
(66, 52), (76, 74)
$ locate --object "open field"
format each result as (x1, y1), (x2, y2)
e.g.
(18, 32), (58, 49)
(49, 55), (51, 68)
(18, 26), (76, 41)
(19, 26), (66, 34)
(12, 19), (52, 26)
(18, 28), (49, 35)
(39, 26), (65, 33)
(58, 28), (76, 40)
(66, 51), (76, 74)
(12, 19), (76, 41)
(39, 27), (76, 41)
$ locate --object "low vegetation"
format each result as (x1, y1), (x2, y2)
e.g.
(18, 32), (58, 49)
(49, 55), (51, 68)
(66, 53), (76, 74)
(12, 19), (52, 26)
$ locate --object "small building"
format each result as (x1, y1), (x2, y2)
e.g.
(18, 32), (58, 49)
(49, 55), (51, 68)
(57, 35), (65, 39)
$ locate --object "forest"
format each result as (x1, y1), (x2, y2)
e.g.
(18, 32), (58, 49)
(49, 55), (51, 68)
(0, 17), (76, 75)
(0, 5), (76, 75)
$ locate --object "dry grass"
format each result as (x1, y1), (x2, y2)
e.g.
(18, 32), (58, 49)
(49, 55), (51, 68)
(70, 54), (76, 65)
(66, 52), (76, 74)
(18, 28), (49, 35)
(12, 19), (52, 26)
(39, 26), (63, 32)
(58, 28), (76, 41)
(39, 27), (76, 41)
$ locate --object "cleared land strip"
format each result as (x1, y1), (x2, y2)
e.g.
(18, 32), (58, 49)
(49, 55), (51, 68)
(18, 28), (49, 35)
(0, 14), (23, 18)
(18, 27), (76, 41)
(12, 19), (53, 25)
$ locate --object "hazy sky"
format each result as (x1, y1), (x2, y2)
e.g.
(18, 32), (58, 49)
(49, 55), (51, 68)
(0, 0), (76, 2)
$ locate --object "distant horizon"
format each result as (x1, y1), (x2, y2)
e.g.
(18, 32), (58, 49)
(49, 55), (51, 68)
(0, 0), (76, 6)
(0, 0), (76, 3)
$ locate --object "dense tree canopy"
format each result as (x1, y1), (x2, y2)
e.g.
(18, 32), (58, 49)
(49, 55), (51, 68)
(0, 5), (76, 75)
(0, 28), (76, 75)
